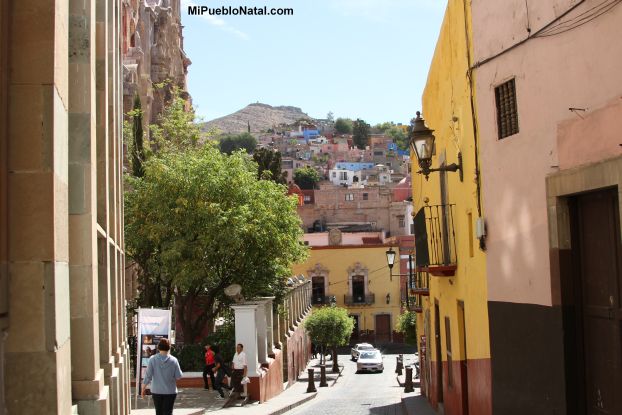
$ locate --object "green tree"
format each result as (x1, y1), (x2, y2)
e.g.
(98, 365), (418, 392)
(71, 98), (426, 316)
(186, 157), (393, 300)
(396, 311), (418, 346)
(304, 307), (354, 371)
(130, 95), (146, 177)
(218, 132), (257, 155)
(150, 83), (203, 152)
(334, 118), (353, 134)
(373, 121), (393, 133)
(326, 111), (334, 123)
(253, 148), (287, 184)
(125, 145), (307, 343)
(387, 126), (409, 151)
(294, 166), (320, 190)
(352, 118), (370, 149)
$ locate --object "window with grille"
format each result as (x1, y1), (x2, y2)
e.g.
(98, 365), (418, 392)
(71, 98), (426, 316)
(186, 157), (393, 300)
(495, 79), (519, 139)
(345, 194), (354, 201)
(339, 171), (348, 180)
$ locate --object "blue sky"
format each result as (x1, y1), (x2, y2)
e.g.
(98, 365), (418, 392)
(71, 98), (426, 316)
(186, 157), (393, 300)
(180, 0), (446, 125)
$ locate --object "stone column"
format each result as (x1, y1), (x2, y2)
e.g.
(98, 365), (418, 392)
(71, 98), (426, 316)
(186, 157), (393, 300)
(68, 0), (108, 412)
(231, 303), (260, 377)
(5, 0), (73, 413)
(255, 299), (269, 365)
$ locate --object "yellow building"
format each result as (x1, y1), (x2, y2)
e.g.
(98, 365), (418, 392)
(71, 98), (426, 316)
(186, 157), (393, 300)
(410, 0), (491, 414)
(292, 231), (402, 344)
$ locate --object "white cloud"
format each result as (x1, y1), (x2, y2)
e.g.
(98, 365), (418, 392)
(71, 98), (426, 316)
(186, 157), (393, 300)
(181, 0), (249, 40)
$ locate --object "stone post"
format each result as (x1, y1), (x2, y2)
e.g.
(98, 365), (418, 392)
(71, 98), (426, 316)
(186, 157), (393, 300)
(319, 365), (328, 387)
(306, 369), (317, 393)
(231, 303), (260, 377)
(255, 298), (273, 365)
(404, 367), (414, 393)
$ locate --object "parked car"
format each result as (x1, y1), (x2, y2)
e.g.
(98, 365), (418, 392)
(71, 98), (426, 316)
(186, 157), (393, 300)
(356, 350), (384, 373)
(351, 343), (374, 361)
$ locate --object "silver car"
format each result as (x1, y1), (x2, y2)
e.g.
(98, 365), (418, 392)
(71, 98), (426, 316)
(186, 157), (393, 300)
(356, 350), (384, 373)
(351, 343), (374, 361)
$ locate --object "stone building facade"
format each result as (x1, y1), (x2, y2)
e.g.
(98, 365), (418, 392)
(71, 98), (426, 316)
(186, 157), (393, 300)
(1, 0), (130, 413)
(298, 183), (413, 237)
(122, 0), (191, 126)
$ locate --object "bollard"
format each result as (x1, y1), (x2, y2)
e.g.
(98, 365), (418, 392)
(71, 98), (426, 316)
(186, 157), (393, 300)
(404, 366), (414, 393)
(306, 368), (317, 393)
(319, 365), (328, 387)
(395, 356), (403, 376)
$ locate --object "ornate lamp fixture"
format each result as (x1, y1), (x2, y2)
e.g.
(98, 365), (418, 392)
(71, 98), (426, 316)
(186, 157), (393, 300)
(410, 111), (463, 181)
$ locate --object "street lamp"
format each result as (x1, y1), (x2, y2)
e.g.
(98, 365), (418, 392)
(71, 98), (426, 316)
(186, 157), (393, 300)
(410, 111), (463, 181)
(386, 247), (396, 281)
(386, 293), (391, 304)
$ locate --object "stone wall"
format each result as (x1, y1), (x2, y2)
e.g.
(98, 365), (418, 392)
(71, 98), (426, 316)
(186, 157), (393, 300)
(1, 0), (130, 413)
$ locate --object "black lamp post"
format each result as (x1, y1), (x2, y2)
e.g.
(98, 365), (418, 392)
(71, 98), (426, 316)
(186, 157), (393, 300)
(410, 111), (463, 181)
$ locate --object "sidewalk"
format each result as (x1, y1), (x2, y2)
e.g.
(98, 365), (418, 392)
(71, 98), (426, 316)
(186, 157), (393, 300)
(130, 356), (344, 415)
(395, 353), (437, 415)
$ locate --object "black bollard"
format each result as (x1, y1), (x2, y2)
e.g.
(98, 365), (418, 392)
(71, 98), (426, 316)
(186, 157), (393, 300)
(319, 365), (328, 387)
(395, 356), (403, 375)
(404, 366), (414, 393)
(306, 368), (317, 393)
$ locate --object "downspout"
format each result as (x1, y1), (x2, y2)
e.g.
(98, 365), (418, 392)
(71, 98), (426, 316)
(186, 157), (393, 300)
(462, 0), (486, 250)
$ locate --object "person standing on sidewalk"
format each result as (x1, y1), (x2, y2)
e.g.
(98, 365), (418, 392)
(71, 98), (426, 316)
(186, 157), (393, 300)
(231, 343), (247, 395)
(202, 343), (216, 390)
(141, 338), (183, 415)
(211, 345), (231, 398)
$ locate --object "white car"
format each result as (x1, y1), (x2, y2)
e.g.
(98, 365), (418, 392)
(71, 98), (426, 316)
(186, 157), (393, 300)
(351, 343), (374, 361)
(356, 350), (384, 373)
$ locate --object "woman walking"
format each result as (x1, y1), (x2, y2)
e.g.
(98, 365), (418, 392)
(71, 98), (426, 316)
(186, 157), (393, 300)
(141, 338), (183, 415)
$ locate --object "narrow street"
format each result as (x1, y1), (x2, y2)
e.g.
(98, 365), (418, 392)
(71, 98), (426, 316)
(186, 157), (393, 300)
(288, 354), (408, 415)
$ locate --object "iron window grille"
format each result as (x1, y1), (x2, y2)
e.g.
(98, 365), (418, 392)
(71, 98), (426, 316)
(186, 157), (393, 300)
(495, 78), (519, 139)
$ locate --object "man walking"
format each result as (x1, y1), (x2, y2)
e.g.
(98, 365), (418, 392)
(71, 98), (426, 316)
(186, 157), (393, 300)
(231, 343), (247, 396)
(202, 344), (216, 390)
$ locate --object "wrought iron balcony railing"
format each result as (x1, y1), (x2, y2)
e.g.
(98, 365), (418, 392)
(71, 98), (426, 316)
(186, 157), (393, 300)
(413, 204), (458, 276)
(344, 293), (375, 306)
(312, 295), (334, 305)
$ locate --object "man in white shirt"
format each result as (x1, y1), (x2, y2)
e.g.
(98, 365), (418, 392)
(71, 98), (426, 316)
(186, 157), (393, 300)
(231, 343), (248, 394)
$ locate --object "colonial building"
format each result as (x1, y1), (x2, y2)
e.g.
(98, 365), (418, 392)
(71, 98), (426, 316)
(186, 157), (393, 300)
(292, 231), (403, 344)
(471, 0), (622, 413)
(1, 0), (130, 413)
(412, 0), (491, 414)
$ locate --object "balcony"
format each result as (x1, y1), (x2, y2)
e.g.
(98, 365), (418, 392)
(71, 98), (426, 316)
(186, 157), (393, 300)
(344, 293), (375, 306)
(413, 204), (457, 277)
(312, 295), (333, 305)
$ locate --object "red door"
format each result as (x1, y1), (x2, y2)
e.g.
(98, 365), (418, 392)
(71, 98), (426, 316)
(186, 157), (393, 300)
(375, 314), (391, 343)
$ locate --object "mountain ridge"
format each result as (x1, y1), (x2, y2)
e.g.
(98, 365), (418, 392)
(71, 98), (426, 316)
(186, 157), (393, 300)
(201, 102), (316, 135)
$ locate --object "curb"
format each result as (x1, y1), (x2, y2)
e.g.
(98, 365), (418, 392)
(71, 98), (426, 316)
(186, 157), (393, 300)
(267, 392), (318, 415)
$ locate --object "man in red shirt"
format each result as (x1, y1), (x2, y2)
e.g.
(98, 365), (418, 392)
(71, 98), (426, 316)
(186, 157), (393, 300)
(202, 344), (216, 390)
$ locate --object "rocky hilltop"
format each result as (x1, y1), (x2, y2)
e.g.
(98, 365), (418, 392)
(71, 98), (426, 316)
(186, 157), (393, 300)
(202, 103), (314, 134)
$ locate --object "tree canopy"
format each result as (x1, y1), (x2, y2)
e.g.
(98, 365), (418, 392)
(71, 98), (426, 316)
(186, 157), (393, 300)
(304, 307), (354, 350)
(294, 166), (321, 190)
(352, 118), (370, 149)
(218, 132), (257, 154)
(396, 311), (417, 345)
(125, 145), (308, 342)
(253, 148), (287, 184)
(334, 118), (353, 134)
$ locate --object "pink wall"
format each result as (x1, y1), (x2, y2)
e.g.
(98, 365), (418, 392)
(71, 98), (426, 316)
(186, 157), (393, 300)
(472, 0), (622, 304)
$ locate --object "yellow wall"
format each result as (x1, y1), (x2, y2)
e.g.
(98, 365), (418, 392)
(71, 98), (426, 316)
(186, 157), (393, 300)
(292, 245), (402, 337)
(413, 0), (490, 363)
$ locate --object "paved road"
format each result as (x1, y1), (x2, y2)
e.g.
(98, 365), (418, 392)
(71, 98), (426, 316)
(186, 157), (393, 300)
(287, 354), (406, 415)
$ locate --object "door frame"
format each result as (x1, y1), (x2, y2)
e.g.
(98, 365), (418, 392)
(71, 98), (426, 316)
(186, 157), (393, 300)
(546, 156), (622, 414)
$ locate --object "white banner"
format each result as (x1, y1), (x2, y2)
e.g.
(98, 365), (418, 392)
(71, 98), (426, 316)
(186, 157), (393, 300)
(135, 308), (172, 407)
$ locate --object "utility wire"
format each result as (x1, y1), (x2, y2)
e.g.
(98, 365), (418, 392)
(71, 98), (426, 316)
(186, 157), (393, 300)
(536, 0), (621, 37)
